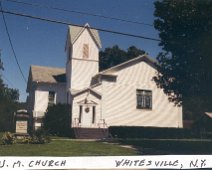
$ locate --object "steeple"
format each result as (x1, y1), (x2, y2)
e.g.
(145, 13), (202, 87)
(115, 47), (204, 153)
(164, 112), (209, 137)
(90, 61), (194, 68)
(65, 24), (102, 97)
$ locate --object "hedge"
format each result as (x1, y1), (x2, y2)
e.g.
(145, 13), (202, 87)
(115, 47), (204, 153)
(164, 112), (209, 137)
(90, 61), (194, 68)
(108, 126), (200, 139)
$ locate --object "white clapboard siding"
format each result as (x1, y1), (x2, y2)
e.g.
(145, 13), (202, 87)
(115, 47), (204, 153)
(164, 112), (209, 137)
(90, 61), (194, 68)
(67, 28), (99, 90)
(72, 28), (99, 61)
(36, 83), (67, 105)
(101, 61), (182, 128)
(34, 90), (48, 117)
(33, 83), (67, 118)
(71, 60), (98, 89)
(27, 89), (35, 115)
(66, 61), (71, 92)
(92, 84), (102, 93)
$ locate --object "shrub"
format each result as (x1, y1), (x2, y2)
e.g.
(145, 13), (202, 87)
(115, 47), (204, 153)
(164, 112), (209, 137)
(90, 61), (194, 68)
(43, 104), (72, 137)
(17, 129), (50, 144)
(30, 128), (51, 144)
(1, 132), (16, 145)
(109, 126), (199, 139)
(18, 136), (32, 144)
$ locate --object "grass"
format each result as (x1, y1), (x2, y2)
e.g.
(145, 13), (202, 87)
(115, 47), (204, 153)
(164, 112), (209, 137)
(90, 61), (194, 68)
(0, 139), (137, 156)
(2, 131), (211, 155)
(0, 132), (137, 156)
(118, 138), (212, 154)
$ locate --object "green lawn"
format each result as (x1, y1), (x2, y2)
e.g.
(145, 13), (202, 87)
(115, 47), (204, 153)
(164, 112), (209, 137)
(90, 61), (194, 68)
(2, 132), (212, 155)
(0, 132), (137, 156)
(0, 139), (137, 156)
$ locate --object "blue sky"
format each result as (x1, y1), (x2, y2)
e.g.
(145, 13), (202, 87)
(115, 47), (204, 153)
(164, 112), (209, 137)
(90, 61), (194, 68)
(0, 0), (162, 102)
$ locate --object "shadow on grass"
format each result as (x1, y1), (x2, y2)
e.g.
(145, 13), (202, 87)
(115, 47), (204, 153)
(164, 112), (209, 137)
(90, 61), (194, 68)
(114, 138), (212, 155)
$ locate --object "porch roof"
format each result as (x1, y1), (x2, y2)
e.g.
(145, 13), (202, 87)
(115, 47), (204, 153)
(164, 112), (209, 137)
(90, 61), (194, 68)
(72, 88), (101, 99)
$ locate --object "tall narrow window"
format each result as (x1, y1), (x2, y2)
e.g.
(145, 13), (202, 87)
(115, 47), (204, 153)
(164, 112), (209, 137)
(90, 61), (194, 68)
(92, 106), (96, 124)
(83, 44), (89, 59)
(48, 91), (56, 106)
(79, 105), (82, 123)
(136, 90), (152, 109)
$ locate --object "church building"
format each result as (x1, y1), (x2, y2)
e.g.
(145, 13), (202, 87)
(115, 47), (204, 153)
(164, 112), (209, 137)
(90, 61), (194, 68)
(26, 24), (183, 138)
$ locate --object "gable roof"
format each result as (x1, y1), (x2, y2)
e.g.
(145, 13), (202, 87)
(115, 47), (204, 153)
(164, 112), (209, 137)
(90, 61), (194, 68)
(98, 54), (157, 75)
(72, 87), (102, 99)
(69, 24), (102, 48)
(29, 65), (66, 84)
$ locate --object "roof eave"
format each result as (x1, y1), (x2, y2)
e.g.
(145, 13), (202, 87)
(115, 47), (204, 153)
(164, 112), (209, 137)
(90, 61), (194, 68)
(72, 88), (102, 99)
(70, 25), (102, 49)
(99, 54), (157, 74)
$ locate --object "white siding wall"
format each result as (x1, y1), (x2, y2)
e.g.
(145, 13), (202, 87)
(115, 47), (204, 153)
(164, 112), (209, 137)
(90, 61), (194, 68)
(33, 83), (67, 118)
(92, 85), (102, 93)
(27, 88), (35, 114)
(72, 29), (99, 61)
(66, 59), (71, 91)
(69, 29), (99, 90)
(34, 90), (48, 117)
(36, 83), (67, 104)
(71, 60), (98, 89)
(101, 62), (183, 128)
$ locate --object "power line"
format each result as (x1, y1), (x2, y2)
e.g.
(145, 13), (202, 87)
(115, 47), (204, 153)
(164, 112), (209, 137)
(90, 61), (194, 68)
(0, 9), (160, 42)
(2, 73), (15, 87)
(0, 2), (27, 83)
(5, 0), (154, 27)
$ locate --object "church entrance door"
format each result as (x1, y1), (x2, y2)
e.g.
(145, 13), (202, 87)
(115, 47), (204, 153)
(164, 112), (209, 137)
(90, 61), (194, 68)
(78, 99), (97, 128)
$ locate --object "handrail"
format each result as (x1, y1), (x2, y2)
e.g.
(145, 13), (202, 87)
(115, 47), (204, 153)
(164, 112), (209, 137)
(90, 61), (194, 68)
(73, 118), (107, 128)
(98, 119), (107, 128)
(73, 118), (81, 128)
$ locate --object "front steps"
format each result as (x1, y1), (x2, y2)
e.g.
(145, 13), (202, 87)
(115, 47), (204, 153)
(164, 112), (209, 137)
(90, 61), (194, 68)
(73, 128), (108, 139)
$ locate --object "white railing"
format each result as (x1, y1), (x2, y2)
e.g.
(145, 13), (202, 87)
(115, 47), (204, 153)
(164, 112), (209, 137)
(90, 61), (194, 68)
(73, 118), (107, 128)
(98, 119), (107, 128)
(73, 118), (81, 128)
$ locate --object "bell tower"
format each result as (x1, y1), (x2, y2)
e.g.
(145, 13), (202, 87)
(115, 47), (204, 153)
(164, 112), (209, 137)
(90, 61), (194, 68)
(65, 24), (102, 102)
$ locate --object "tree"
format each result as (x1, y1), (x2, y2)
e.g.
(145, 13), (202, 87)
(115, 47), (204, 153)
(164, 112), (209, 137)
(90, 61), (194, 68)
(0, 51), (20, 131)
(43, 104), (72, 137)
(99, 45), (145, 71)
(0, 52), (19, 102)
(153, 0), (212, 119)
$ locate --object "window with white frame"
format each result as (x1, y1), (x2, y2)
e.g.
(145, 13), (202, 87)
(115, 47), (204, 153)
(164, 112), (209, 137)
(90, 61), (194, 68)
(48, 91), (56, 106)
(136, 89), (152, 109)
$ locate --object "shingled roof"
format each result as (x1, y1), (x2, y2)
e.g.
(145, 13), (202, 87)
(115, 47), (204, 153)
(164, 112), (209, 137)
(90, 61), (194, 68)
(68, 24), (102, 48)
(30, 65), (66, 83)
